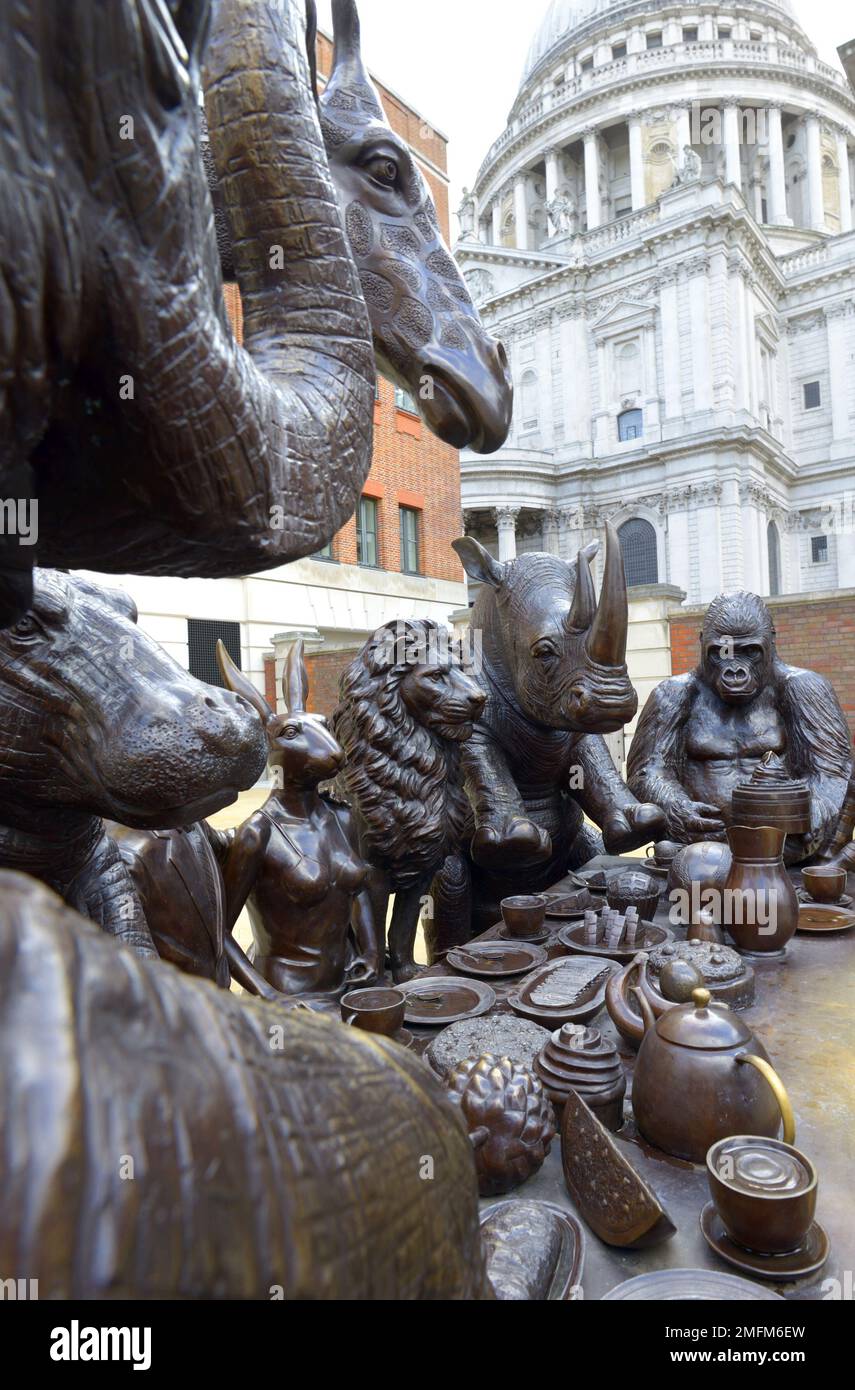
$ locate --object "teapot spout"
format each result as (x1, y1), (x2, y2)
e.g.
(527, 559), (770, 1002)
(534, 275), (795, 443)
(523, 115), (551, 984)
(630, 982), (656, 1035)
(606, 951), (651, 1048)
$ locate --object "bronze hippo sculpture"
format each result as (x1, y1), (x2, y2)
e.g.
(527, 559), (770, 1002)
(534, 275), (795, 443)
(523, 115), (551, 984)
(442, 527), (666, 942)
(0, 570), (266, 956)
(627, 590), (853, 863)
(0, 0), (511, 628)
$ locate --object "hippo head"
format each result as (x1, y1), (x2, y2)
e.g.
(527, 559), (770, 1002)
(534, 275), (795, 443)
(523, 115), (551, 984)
(453, 524), (638, 733)
(0, 570), (267, 827)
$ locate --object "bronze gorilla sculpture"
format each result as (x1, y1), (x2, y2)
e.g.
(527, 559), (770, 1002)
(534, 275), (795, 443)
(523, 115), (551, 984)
(627, 590), (853, 862)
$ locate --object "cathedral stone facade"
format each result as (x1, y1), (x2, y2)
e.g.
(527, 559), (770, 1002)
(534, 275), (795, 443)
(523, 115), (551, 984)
(454, 1), (855, 747)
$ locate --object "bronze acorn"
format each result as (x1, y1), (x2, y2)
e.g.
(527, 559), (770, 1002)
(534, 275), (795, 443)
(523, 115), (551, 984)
(444, 1053), (556, 1196)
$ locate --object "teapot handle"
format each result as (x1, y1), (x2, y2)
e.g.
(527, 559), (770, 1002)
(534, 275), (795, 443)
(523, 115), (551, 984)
(737, 1054), (795, 1145)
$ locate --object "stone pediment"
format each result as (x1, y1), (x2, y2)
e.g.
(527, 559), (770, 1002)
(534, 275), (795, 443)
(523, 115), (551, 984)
(590, 296), (656, 340)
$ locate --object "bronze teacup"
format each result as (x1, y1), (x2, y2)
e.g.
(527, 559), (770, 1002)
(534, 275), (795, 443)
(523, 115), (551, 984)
(706, 1135), (817, 1255)
(341, 987), (405, 1037)
(500, 894), (547, 937)
(801, 865), (847, 904)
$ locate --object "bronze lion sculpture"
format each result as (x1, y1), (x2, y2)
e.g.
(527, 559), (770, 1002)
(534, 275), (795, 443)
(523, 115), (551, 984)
(331, 619), (484, 979)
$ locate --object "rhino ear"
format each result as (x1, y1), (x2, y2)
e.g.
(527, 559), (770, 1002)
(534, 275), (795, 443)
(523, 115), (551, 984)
(452, 537), (506, 590)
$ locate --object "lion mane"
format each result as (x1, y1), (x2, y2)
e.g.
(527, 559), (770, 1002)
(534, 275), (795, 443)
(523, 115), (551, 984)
(331, 620), (471, 890)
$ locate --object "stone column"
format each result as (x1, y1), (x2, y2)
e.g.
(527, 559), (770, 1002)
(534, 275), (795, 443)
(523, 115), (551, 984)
(826, 302), (853, 444)
(720, 477), (745, 589)
(544, 147), (561, 205)
(687, 256), (712, 412)
(494, 506), (520, 561)
(542, 507), (560, 555)
(659, 268), (681, 419)
(804, 112), (825, 231)
(739, 484), (765, 592)
(674, 106), (691, 155)
(558, 506), (584, 561)
(722, 102), (742, 191)
(628, 112), (645, 210)
(491, 195), (503, 245)
(836, 129), (852, 233)
(513, 175), (530, 251)
(583, 127), (602, 230)
(766, 104), (790, 225)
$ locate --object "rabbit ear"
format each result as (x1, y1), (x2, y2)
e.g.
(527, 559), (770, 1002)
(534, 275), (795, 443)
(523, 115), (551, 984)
(283, 639), (309, 714)
(216, 640), (272, 724)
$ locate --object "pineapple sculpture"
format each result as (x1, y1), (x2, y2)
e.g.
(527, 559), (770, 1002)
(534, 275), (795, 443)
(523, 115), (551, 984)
(444, 1053), (556, 1196)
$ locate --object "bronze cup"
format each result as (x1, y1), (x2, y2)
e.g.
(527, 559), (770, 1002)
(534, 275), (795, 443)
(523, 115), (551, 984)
(341, 987), (405, 1037)
(500, 894), (547, 938)
(706, 1135), (817, 1255)
(801, 865), (847, 904)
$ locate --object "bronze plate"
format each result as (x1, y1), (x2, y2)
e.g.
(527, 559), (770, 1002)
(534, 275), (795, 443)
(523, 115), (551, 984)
(399, 976), (496, 1026)
(700, 1204), (829, 1281)
(796, 904), (855, 934)
(480, 1200), (585, 1300)
(602, 1269), (784, 1300)
(544, 889), (594, 920)
(507, 956), (617, 1026)
(445, 940), (547, 979)
(557, 919), (671, 963)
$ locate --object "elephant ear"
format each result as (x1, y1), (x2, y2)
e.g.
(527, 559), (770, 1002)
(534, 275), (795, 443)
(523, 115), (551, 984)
(216, 641), (272, 725)
(283, 639), (309, 715)
(452, 537), (506, 591)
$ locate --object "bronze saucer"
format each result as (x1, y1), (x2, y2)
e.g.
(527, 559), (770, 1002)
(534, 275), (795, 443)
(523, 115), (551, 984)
(496, 921), (552, 946)
(398, 976), (496, 1026)
(700, 1203), (829, 1281)
(446, 940), (547, 979)
(602, 1268), (784, 1300)
(796, 903), (855, 934)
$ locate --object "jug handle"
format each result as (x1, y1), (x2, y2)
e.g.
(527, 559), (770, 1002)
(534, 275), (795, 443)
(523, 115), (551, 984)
(737, 1054), (795, 1145)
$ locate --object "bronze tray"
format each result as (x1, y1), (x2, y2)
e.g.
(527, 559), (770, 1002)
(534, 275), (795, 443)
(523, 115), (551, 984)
(445, 940), (547, 978)
(602, 1269), (784, 1300)
(480, 1200), (585, 1300)
(796, 903), (855, 934)
(557, 918), (671, 963)
(398, 976), (496, 1026)
(507, 956), (617, 1026)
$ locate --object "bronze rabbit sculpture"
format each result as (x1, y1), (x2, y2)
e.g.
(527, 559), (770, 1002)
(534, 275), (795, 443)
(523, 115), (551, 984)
(217, 639), (382, 998)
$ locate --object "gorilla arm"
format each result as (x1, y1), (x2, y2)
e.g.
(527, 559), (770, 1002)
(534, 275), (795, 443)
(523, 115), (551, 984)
(780, 668), (853, 858)
(569, 735), (666, 853)
(627, 676), (726, 842)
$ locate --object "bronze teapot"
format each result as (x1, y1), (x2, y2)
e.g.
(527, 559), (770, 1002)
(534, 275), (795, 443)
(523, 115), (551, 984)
(631, 987), (794, 1163)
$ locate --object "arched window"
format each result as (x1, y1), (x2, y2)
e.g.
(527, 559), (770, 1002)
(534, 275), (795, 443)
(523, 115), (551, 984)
(767, 520), (781, 596)
(520, 370), (538, 430)
(618, 518), (658, 586)
(618, 407), (643, 441)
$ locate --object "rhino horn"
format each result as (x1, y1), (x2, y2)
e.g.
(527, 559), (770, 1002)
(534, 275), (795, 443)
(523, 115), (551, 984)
(586, 524), (628, 666)
(568, 541), (598, 631)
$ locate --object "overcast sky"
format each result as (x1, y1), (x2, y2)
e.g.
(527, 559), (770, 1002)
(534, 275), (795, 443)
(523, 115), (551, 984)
(315, 0), (853, 221)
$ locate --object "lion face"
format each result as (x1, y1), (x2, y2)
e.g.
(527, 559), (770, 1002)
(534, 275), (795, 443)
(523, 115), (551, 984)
(399, 662), (485, 742)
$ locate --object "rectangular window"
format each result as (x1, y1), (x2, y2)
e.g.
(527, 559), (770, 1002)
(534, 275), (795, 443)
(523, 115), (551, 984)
(646, 31), (662, 49)
(611, 42), (626, 60)
(399, 506), (421, 574)
(811, 535), (829, 565)
(718, 25), (731, 39)
(682, 26), (698, 42)
(357, 496), (379, 567)
(580, 56), (593, 72)
(394, 386), (418, 413)
(187, 618), (241, 689)
(803, 380), (821, 410)
(313, 539), (334, 561)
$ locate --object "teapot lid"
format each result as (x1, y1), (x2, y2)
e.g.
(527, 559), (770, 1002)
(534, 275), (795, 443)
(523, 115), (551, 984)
(655, 987), (754, 1050)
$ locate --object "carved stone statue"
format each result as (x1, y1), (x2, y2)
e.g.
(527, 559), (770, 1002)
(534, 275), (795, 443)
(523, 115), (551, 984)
(546, 191), (573, 235)
(444, 528), (666, 942)
(216, 639), (382, 997)
(331, 619), (485, 980)
(457, 186), (477, 239)
(0, 571), (266, 957)
(673, 143), (702, 185)
(627, 591), (853, 862)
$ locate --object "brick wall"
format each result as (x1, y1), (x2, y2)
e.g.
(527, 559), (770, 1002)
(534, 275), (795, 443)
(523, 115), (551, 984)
(305, 647), (360, 718)
(669, 591), (855, 739)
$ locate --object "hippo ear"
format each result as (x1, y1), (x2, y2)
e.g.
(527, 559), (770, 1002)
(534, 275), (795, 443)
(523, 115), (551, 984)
(452, 537), (506, 590)
(216, 641), (272, 724)
(283, 639), (309, 715)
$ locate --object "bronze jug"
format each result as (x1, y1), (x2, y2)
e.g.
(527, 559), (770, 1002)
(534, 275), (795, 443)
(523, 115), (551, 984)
(723, 825), (799, 954)
(631, 987), (794, 1163)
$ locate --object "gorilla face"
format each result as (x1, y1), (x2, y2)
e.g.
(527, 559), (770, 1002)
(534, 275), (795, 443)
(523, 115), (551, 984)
(703, 635), (771, 706)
